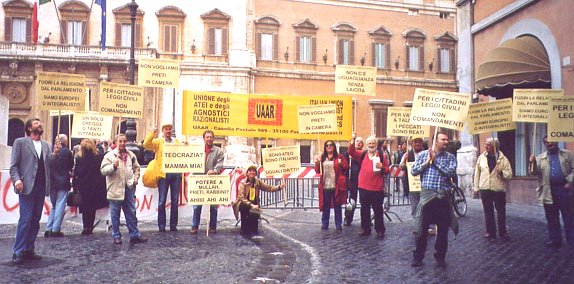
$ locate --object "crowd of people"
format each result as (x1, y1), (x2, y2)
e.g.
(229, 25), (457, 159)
(8, 118), (574, 269)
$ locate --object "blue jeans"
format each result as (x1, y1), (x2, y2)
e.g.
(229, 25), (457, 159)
(321, 189), (342, 228)
(109, 186), (140, 239)
(46, 190), (68, 232)
(13, 183), (45, 256)
(157, 173), (181, 229)
(544, 190), (574, 246)
(192, 205), (218, 229)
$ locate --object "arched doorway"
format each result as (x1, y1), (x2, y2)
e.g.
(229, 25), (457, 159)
(8, 118), (25, 146)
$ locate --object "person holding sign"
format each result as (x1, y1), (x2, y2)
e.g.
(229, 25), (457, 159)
(143, 122), (182, 232)
(400, 137), (425, 217)
(348, 135), (389, 238)
(191, 130), (224, 235)
(529, 136), (574, 248)
(474, 138), (513, 241)
(314, 140), (349, 231)
(410, 131), (458, 268)
(101, 134), (147, 245)
(235, 165), (285, 236)
(345, 136), (364, 226)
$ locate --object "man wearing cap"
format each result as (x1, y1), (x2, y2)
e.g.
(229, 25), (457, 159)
(144, 122), (181, 232)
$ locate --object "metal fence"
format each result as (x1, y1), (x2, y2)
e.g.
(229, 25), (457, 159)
(259, 176), (411, 210)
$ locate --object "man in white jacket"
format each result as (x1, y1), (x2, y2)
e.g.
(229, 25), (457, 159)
(101, 134), (147, 245)
(474, 137), (513, 241)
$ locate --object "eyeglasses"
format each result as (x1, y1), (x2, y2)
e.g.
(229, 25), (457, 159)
(326, 144), (334, 147)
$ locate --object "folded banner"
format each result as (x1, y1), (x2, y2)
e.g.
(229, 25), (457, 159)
(182, 91), (352, 140)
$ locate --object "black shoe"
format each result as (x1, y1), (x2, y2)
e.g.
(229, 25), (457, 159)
(336, 227), (342, 232)
(411, 259), (423, 267)
(130, 236), (148, 244)
(321, 225), (328, 230)
(12, 253), (24, 265)
(81, 228), (93, 235)
(546, 241), (561, 248)
(358, 230), (371, 237)
(113, 238), (122, 245)
(500, 235), (510, 242)
(436, 259), (446, 268)
(343, 220), (351, 226)
(376, 232), (385, 239)
(22, 251), (42, 260)
(51, 231), (64, 238)
(170, 227), (178, 232)
(159, 228), (166, 233)
(44, 230), (51, 238)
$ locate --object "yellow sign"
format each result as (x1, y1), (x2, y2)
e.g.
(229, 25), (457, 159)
(512, 89), (564, 122)
(386, 107), (430, 138)
(71, 112), (113, 140)
(406, 162), (421, 192)
(468, 98), (515, 134)
(261, 146), (301, 176)
(36, 71), (86, 111)
(162, 144), (205, 173)
(335, 65), (377, 96)
(187, 175), (230, 205)
(547, 97), (574, 142)
(410, 88), (471, 131)
(297, 104), (338, 134)
(98, 81), (144, 118)
(137, 58), (180, 88)
(182, 91), (352, 140)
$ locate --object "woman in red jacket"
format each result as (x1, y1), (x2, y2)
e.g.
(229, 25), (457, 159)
(315, 140), (349, 231)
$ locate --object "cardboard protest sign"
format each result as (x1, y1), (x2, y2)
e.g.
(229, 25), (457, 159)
(297, 104), (338, 134)
(386, 107), (430, 138)
(335, 65), (377, 96)
(98, 82), (144, 118)
(187, 175), (230, 205)
(512, 89), (564, 122)
(468, 98), (515, 134)
(182, 91), (352, 140)
(409, 88), (471, 131)
(261, 146), (301, 176)
(137, 58), (180, 88)
(162, 144), (205, 173)
(547, 97), (574, 142)
(36, 72), (86, 111)
(71, 112), (113, 140)
(406, 162), (421, 192)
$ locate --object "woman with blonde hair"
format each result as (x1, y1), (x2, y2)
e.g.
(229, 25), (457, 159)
(73, 139), (107, 235)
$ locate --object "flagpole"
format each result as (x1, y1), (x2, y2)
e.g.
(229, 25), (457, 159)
(50, 0), (67, 45)
(82, 0), (95, 46)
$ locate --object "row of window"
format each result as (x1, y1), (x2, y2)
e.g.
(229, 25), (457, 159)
(256, 17), (457, 73)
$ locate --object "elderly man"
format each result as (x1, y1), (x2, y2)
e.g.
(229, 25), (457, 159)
(45, 134), (74, 237)
(144, 122), (182, 232)
(474, 137), (513, 241)
(411, 131), (458, 268)
(10, 118), (51, 264)
(348, 135), (389, 239)
(345, 135), (363, 226)
(530, 136), (574, 248)
(101, 134), (147, 245)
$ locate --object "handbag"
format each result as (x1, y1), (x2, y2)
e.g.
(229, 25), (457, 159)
(67, 191), (82, 207)
(143, 159), (160, 188)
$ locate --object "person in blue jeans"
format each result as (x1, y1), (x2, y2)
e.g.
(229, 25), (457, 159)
(191, 130), (224, 235)
(144, 122), (182, 232)
(101, 134), (147, 245)
(45, 134), (74, 238)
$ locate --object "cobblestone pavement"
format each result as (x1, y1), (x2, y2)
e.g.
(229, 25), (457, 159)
(1, 198), (573, 283)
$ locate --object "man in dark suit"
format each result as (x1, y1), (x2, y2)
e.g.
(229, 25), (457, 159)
(9, 118), (51, 265)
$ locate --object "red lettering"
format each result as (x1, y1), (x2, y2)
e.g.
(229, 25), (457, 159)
(140, 194), (152, 212)
(2, 175), (18, 212)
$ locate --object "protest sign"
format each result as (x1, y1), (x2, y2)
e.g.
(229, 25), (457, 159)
(261, 146), (301, 176)
(297, 104), (338, 134)
(187, 175), (230, 205)
(98, 81), (144, 118)
(71, 112), (113, 140)
(335, 65), (377, 96)
(512, 89), (563, 122)
(468, 98), (515, 134)
(162, 144), (205, 173)
(386, 107), (430, 138)
(182, 91), (352, 140)
(138, 58), (180, 88)
(406, 162), (421, 192)
(547, 97), (574, 142)
(410, 88), (471, 131)
(36, 72), (86, 111)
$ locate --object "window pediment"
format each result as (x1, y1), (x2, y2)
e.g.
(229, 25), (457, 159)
(3, 0), (32, 17)
(200, 8), (230, 21)
(434, 31), (457, 42)
(112, 4), (145, 17)
(402, 28), (426, 39)
(156, 5), (186, 19)
(58, 0), (89, 13)
(255, 15), (281, 27)
(2, 0), (32, 9)
(293, 18), (318, 31)
(369, 25), (392, 37)
(331, 22), (357, 33)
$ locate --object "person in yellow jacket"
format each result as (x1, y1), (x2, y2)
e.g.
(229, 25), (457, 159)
(143, 122), (181, 232)
(474, 137), (513, 241)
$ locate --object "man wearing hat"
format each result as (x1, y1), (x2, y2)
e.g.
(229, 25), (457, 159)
(143, 122), (181, 232)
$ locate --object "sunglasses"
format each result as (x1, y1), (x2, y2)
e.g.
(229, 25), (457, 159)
(326, 144), (334, 147)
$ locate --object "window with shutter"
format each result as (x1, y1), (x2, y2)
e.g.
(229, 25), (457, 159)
(5, 17), (12, 42)
(293, 18), (318, 64)
(113, 5), (144, 48)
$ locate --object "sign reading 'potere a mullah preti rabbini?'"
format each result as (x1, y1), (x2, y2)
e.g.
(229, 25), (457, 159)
(187, 175), (230, 205)
(36, 71), (86, 111)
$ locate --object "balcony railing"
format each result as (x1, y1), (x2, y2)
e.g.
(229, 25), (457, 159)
(0, 42), (157, 61)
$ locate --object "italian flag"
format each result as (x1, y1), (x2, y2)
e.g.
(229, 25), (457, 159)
(32, 0), (51, 44)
